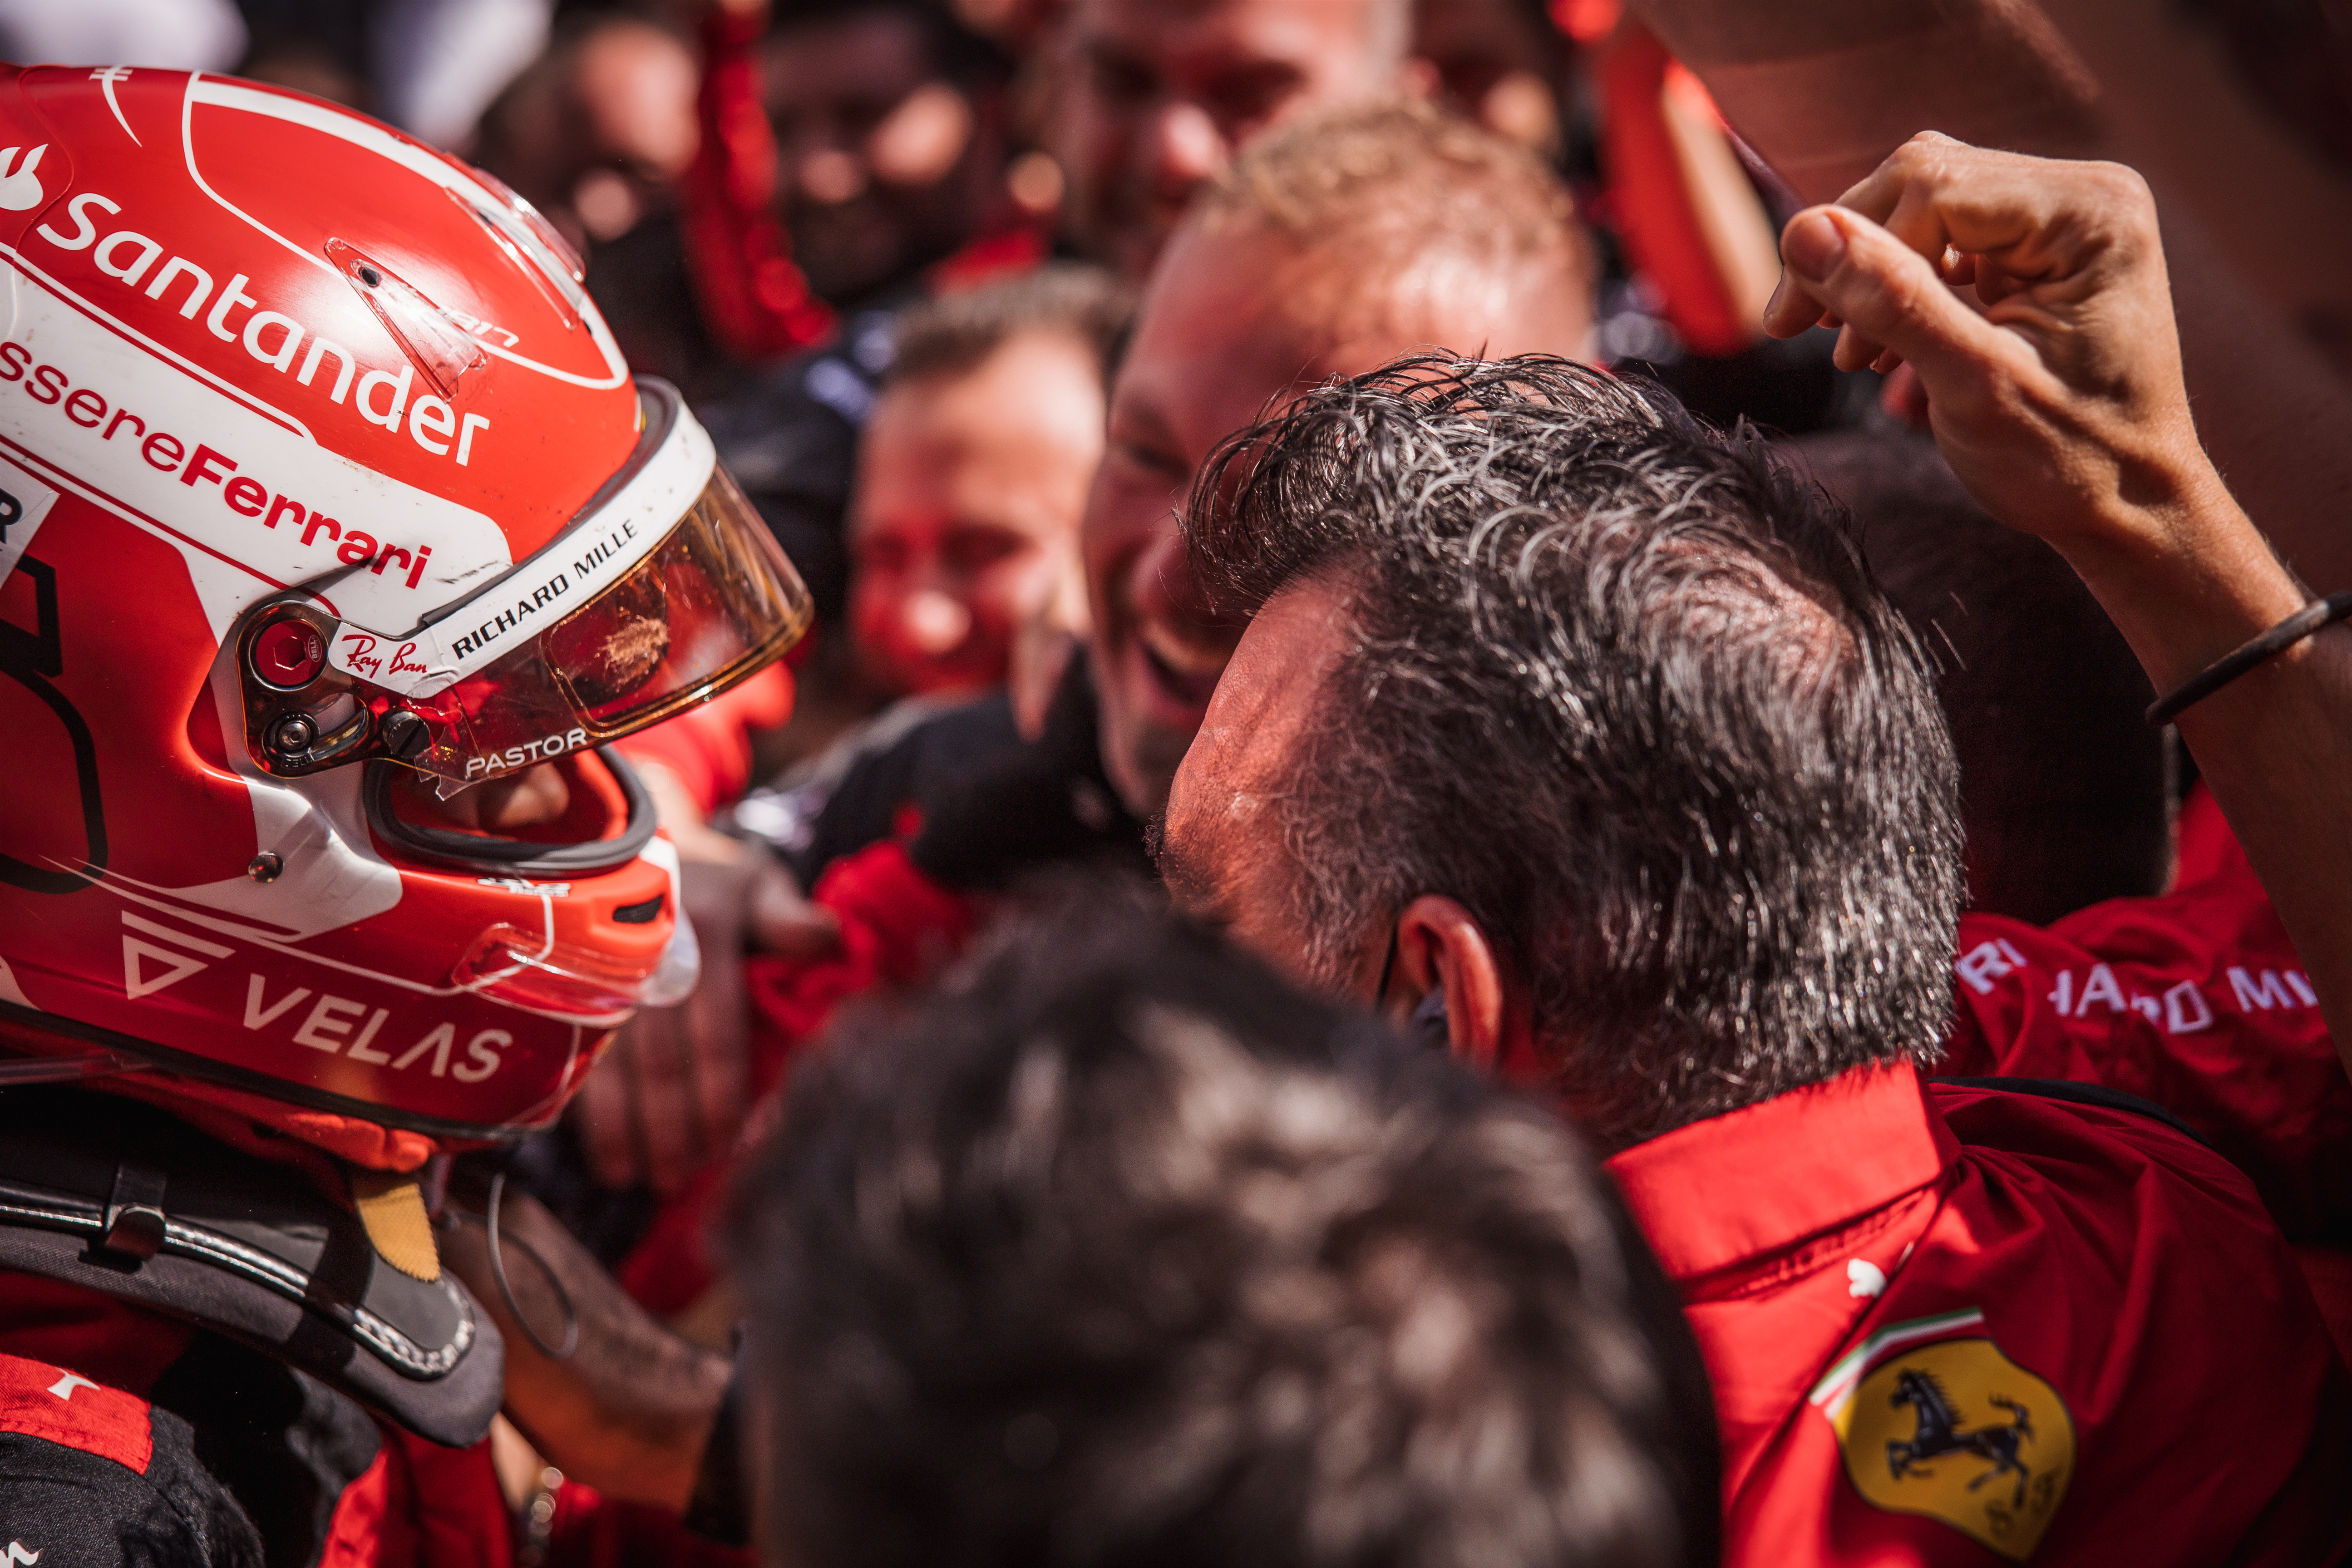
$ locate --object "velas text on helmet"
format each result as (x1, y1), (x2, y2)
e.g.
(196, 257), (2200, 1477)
(31, 190), (493, 467)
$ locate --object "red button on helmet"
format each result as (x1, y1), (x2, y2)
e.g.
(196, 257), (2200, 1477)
(250, 618), (325, 688)
(0, 65), (809, 1149)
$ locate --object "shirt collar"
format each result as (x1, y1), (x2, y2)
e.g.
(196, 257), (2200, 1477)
(1603, 1062), (1956, 1284)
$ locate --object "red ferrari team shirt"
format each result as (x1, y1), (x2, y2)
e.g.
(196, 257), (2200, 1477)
(1943, 790), (2348, 1240)
(1606, 1063), (2352, 1566)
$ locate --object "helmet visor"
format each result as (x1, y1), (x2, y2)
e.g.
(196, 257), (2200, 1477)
(239, 392), (809, 789)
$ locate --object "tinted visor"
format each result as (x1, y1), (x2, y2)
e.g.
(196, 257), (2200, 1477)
(240, 401), (809, 789)
(401, 467), (804, 786)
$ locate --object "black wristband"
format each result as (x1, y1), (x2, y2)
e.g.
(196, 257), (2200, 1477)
(2144, 592), (2352, 727)
(681, 1355), (751, 1547)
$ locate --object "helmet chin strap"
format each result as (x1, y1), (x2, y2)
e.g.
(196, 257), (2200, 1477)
(362, 745), (659, 878)
(0, 1083), (505, 1447)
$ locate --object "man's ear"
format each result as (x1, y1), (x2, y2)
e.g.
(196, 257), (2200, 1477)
(1386, 895), (1507, 1072)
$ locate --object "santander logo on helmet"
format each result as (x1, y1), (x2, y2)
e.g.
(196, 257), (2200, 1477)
(0, 66), (809, 1150)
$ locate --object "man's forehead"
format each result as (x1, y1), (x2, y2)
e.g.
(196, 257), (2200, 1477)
(1119, 223), (1587, 460)
(1116, 223), (1329, 448)
(858, 357), (1100, 523)
(1169, 576), (1356, 921)
(1200, 575), (1355, 749)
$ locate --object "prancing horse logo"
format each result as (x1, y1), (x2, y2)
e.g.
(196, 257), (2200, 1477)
(1886, 1367), (2033, 1506)
(1819, 1323), (2076, 1559)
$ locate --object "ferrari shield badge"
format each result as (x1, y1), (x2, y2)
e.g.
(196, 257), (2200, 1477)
(1810, 1309), (2075, 1559)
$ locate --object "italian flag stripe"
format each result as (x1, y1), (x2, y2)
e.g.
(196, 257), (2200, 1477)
(1807, 1307), (1987, 1412)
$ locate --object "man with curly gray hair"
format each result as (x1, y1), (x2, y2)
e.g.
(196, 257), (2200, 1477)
(1156, 138), (2352, 1562)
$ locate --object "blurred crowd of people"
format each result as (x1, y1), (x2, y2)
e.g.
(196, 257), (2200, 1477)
(4, 0), (2352, 1563)
(2, 0), (1842, 769)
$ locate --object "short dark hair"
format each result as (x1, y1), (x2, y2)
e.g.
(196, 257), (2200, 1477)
(888, 263), (1134, 388)
(1185, 356), (1965, 1150)
(726, 887), (1721, 1568)
(1792, 431), (2168, 922)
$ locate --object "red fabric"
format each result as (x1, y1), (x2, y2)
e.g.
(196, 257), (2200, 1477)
(345, 1428), (517, 1568)
(0, 1349), (154, 1473)
(617, 840), (980, 1314)
(2295, 1245), (2352, 1366)
(0, 1273), (193, 1398)
(1594, 22), (1754, 356)
(1939, 789), (2350, 1242)
(1609, 1063), (2352, 1565)
(614, 666), (797, 818)
(924, 223), (1051, 296)
(1550, 0), (1621, 46)
(617, 1156), (735, 1317)
(2170, 778), (2244, 891)
(316, 1451), (397, 1567)
(543, 1480), (756, 1568)
(681, 7), (836, 362)
(740, 838), (979, 1080)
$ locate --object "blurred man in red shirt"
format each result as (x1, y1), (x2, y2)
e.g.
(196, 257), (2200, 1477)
(844, 267), (1127, 702)
(1050, 0), (1421, 280)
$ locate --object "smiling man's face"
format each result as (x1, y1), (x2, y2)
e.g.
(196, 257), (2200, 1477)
(1080, 218), (1334, 819)
(1082, 210), (1590, 820)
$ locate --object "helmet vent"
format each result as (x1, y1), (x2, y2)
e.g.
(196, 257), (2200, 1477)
(323, 237), (486, 400)
(448, 173), (587, 332)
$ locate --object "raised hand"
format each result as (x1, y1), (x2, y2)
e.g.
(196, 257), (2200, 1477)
(1762, 134), (2219, 552)
(1764, 131), (2352, 1070)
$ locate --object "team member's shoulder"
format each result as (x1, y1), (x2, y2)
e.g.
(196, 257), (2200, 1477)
(1928, 1075), (2255, 1203)
(1816, 1082), (2351, 1565)
(0, 1352), (261, 1566)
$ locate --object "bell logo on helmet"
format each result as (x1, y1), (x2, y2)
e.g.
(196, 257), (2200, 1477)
(0, 144), (47, 212)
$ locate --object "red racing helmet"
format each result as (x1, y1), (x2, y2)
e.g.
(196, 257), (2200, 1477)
(0, 65), (809, 1151)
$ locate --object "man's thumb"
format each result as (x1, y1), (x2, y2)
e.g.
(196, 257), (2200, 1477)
(1780, 205), (1996, 383)
(1782, 209), (1848, 285)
